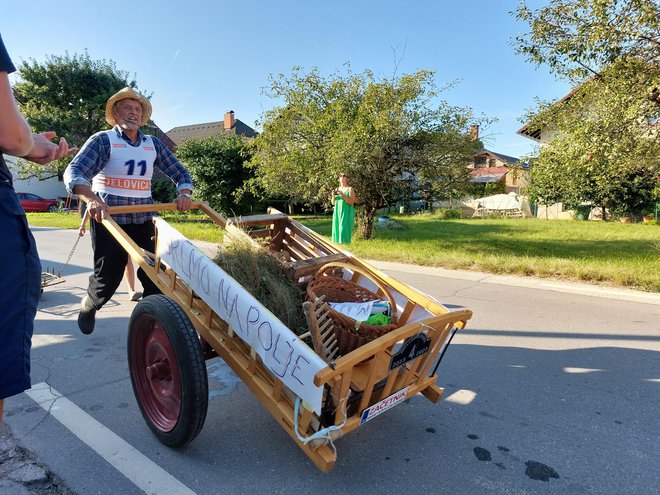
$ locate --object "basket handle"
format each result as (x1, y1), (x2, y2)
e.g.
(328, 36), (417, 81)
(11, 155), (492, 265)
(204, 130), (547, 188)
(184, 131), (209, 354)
(315, 262), (398, 323)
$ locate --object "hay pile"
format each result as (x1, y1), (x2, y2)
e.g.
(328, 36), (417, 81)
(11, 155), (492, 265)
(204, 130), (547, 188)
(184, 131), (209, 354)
(213, 225), (307, 335)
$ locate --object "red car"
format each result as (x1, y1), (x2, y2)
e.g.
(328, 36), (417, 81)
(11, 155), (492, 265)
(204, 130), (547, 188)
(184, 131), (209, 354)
(17, 192), (60, 212)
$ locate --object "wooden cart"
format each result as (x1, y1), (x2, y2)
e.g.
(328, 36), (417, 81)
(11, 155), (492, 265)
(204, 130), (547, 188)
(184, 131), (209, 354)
(102, 202), (472, 472)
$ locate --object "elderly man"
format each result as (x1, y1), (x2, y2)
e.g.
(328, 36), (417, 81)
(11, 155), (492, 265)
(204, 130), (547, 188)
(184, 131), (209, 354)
(64, 87), (193, 335)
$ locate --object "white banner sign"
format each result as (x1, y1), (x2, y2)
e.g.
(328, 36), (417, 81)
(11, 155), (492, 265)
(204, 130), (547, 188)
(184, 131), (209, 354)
(155, 219), (325, 414)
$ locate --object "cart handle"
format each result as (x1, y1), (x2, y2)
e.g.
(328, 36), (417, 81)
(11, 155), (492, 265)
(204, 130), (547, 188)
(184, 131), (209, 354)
(107, 202), (227, 228)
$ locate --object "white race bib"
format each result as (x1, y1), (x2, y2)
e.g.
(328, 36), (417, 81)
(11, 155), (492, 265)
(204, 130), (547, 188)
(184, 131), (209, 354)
(92, 131), (156, 198)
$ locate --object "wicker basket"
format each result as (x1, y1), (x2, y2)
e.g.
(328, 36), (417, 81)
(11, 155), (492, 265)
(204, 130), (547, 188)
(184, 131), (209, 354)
(306, 262), (399, 355)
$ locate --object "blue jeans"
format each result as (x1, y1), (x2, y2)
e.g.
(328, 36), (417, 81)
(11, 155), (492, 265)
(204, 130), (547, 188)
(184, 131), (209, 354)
(0, 184), (41, 400)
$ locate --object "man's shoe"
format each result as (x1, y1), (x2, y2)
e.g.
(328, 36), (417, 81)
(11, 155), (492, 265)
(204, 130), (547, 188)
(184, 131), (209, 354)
(129, 291), (143, 302)
(78, 296), (97, 335)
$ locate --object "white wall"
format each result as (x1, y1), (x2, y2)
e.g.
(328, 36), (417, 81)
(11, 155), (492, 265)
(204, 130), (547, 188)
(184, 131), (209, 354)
(4, 155), (67, 199)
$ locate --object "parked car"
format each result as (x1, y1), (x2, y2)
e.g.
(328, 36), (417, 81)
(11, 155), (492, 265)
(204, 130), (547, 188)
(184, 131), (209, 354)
(16, 192), (60, 212)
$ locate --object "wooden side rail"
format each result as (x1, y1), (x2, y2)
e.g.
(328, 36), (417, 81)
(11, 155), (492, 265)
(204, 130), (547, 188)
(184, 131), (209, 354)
(313, 310), (472, 435)
(288, 253), (350, 282)
(107, 202), (227, 228)
(227, 213), (288, 227)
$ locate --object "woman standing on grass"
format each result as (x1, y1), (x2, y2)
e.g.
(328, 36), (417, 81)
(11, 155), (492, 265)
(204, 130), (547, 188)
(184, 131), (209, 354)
(331, 173), (356, 245)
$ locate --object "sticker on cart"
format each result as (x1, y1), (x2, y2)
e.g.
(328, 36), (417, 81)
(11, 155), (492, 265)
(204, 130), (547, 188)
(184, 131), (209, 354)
(359, 387), (409, 425)
(389, 332), (431, 370)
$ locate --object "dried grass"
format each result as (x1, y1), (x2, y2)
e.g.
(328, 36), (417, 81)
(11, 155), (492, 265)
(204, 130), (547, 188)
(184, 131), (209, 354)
(213, 225), (307, 334)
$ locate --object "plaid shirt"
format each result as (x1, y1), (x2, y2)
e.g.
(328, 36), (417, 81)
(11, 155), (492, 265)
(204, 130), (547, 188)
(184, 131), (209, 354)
(64, 126), (192, 224)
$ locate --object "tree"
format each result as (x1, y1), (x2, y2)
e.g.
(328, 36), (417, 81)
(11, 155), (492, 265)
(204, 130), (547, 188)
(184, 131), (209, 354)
(151, 178), (178, 203)
(514, 0), (660, 83)
(413, 108), (484, 208)
(523, 59), (659, 218)
(12, 51), (139, 180)
(250, 67), (484, 239)
(176, 134), (258, 216)
(514, 0), (660, 218)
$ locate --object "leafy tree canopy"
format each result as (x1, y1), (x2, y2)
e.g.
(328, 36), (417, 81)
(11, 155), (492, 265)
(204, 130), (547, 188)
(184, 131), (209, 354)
(13, 51), (140, 179)
(514, 0), (660, 218)
(524, 58), (659, 217)
(249, 66), (486, 239)
(176, 134), (258, 216)
(514, 0), (659, 83)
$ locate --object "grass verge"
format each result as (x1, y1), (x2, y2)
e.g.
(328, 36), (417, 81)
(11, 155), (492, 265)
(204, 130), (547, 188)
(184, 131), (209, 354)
(300, 213), (660, 293)
(26, 211), (660, 292)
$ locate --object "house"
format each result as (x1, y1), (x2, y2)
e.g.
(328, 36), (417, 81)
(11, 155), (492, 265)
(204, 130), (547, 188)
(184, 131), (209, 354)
(517, 86), (584, 220)
(467, 126), (530, 194)
(469, 148), (530, 194)
(517, 85), (581, 144)
(166, 111), (257, 147)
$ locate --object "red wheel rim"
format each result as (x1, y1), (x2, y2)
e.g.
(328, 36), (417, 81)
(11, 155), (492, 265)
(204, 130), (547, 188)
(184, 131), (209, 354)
(130, 314), (182, 432)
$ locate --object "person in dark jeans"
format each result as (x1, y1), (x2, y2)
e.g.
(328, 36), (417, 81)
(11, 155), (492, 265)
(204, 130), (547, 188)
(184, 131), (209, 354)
(0, 33), (77, 423)
(63, 87), (194, 335)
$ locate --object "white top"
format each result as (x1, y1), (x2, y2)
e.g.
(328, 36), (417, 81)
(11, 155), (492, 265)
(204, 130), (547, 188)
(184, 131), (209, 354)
(92, 130), (156, 198)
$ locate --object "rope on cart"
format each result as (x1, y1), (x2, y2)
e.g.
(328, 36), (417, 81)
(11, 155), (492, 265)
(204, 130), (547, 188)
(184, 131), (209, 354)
(293, 391), (349, 453)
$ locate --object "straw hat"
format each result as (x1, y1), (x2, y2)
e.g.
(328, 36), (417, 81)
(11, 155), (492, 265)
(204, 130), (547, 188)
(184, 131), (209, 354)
(105, 87), (152, 126)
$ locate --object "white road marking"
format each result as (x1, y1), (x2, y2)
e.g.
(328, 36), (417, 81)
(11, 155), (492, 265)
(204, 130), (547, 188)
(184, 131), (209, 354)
(444, 389), (477, 405)
(563, 367), (605, 374)
(25, 382), (197, 495)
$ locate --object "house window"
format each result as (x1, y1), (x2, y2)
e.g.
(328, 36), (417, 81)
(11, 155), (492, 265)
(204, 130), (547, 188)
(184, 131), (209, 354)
(475, 156), (486, 167)
(488, 158), (495, 167)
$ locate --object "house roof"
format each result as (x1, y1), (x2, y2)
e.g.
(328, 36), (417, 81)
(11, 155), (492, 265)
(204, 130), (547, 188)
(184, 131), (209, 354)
(146, 120), (177, 180)
(476, 148), (520, 165)
(517, 84), (583, 142)
(166, 119), (257, 145)
(150, 121), (177, 153)
(469, 167), (508, 183)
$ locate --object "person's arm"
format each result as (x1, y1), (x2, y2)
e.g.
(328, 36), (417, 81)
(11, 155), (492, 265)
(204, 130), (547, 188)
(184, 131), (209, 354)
(0, 71), (32, 156)
(64, 133), (111, 222)
(337, 187), (356, 206)
(153, 137), (193, 211)
(0, 72), (77, 163)
(78, 208), (91, 236)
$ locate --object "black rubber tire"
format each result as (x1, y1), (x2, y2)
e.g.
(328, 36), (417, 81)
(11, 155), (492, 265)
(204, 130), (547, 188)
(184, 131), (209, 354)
(47, 204), (58, 212)
(127, 294), (208, 447)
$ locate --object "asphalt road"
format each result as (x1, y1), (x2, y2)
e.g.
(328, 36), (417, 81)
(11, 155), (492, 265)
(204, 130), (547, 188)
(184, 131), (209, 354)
(4, 227), (660, 495)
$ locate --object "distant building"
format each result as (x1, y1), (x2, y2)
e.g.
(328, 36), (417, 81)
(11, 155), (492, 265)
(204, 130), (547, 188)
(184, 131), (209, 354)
(517, 86), (583, 220)
(3, 154), (67, 201)
(467, 126), (530, 194)
(166, 111), (257, 148)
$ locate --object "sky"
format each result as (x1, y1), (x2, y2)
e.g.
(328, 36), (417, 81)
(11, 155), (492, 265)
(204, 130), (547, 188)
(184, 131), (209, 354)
(2, 0), (572, 158)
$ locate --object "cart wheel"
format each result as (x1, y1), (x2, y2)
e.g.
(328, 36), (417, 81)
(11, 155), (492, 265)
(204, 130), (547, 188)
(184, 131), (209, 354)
(127, 295), (208, 447)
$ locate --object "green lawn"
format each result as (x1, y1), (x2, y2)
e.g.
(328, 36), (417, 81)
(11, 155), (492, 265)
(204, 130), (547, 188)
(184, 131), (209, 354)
(26, 211), (225, 243)
(301, 213), (660, 293)
(26, 211), (660, 292)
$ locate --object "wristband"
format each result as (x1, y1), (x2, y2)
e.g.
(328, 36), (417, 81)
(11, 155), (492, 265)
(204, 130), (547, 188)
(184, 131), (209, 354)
(178, 193), (192, 199)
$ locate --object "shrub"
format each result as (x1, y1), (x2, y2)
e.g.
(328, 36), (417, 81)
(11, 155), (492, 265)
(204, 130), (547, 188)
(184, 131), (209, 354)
(434, 208), (461, 220)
